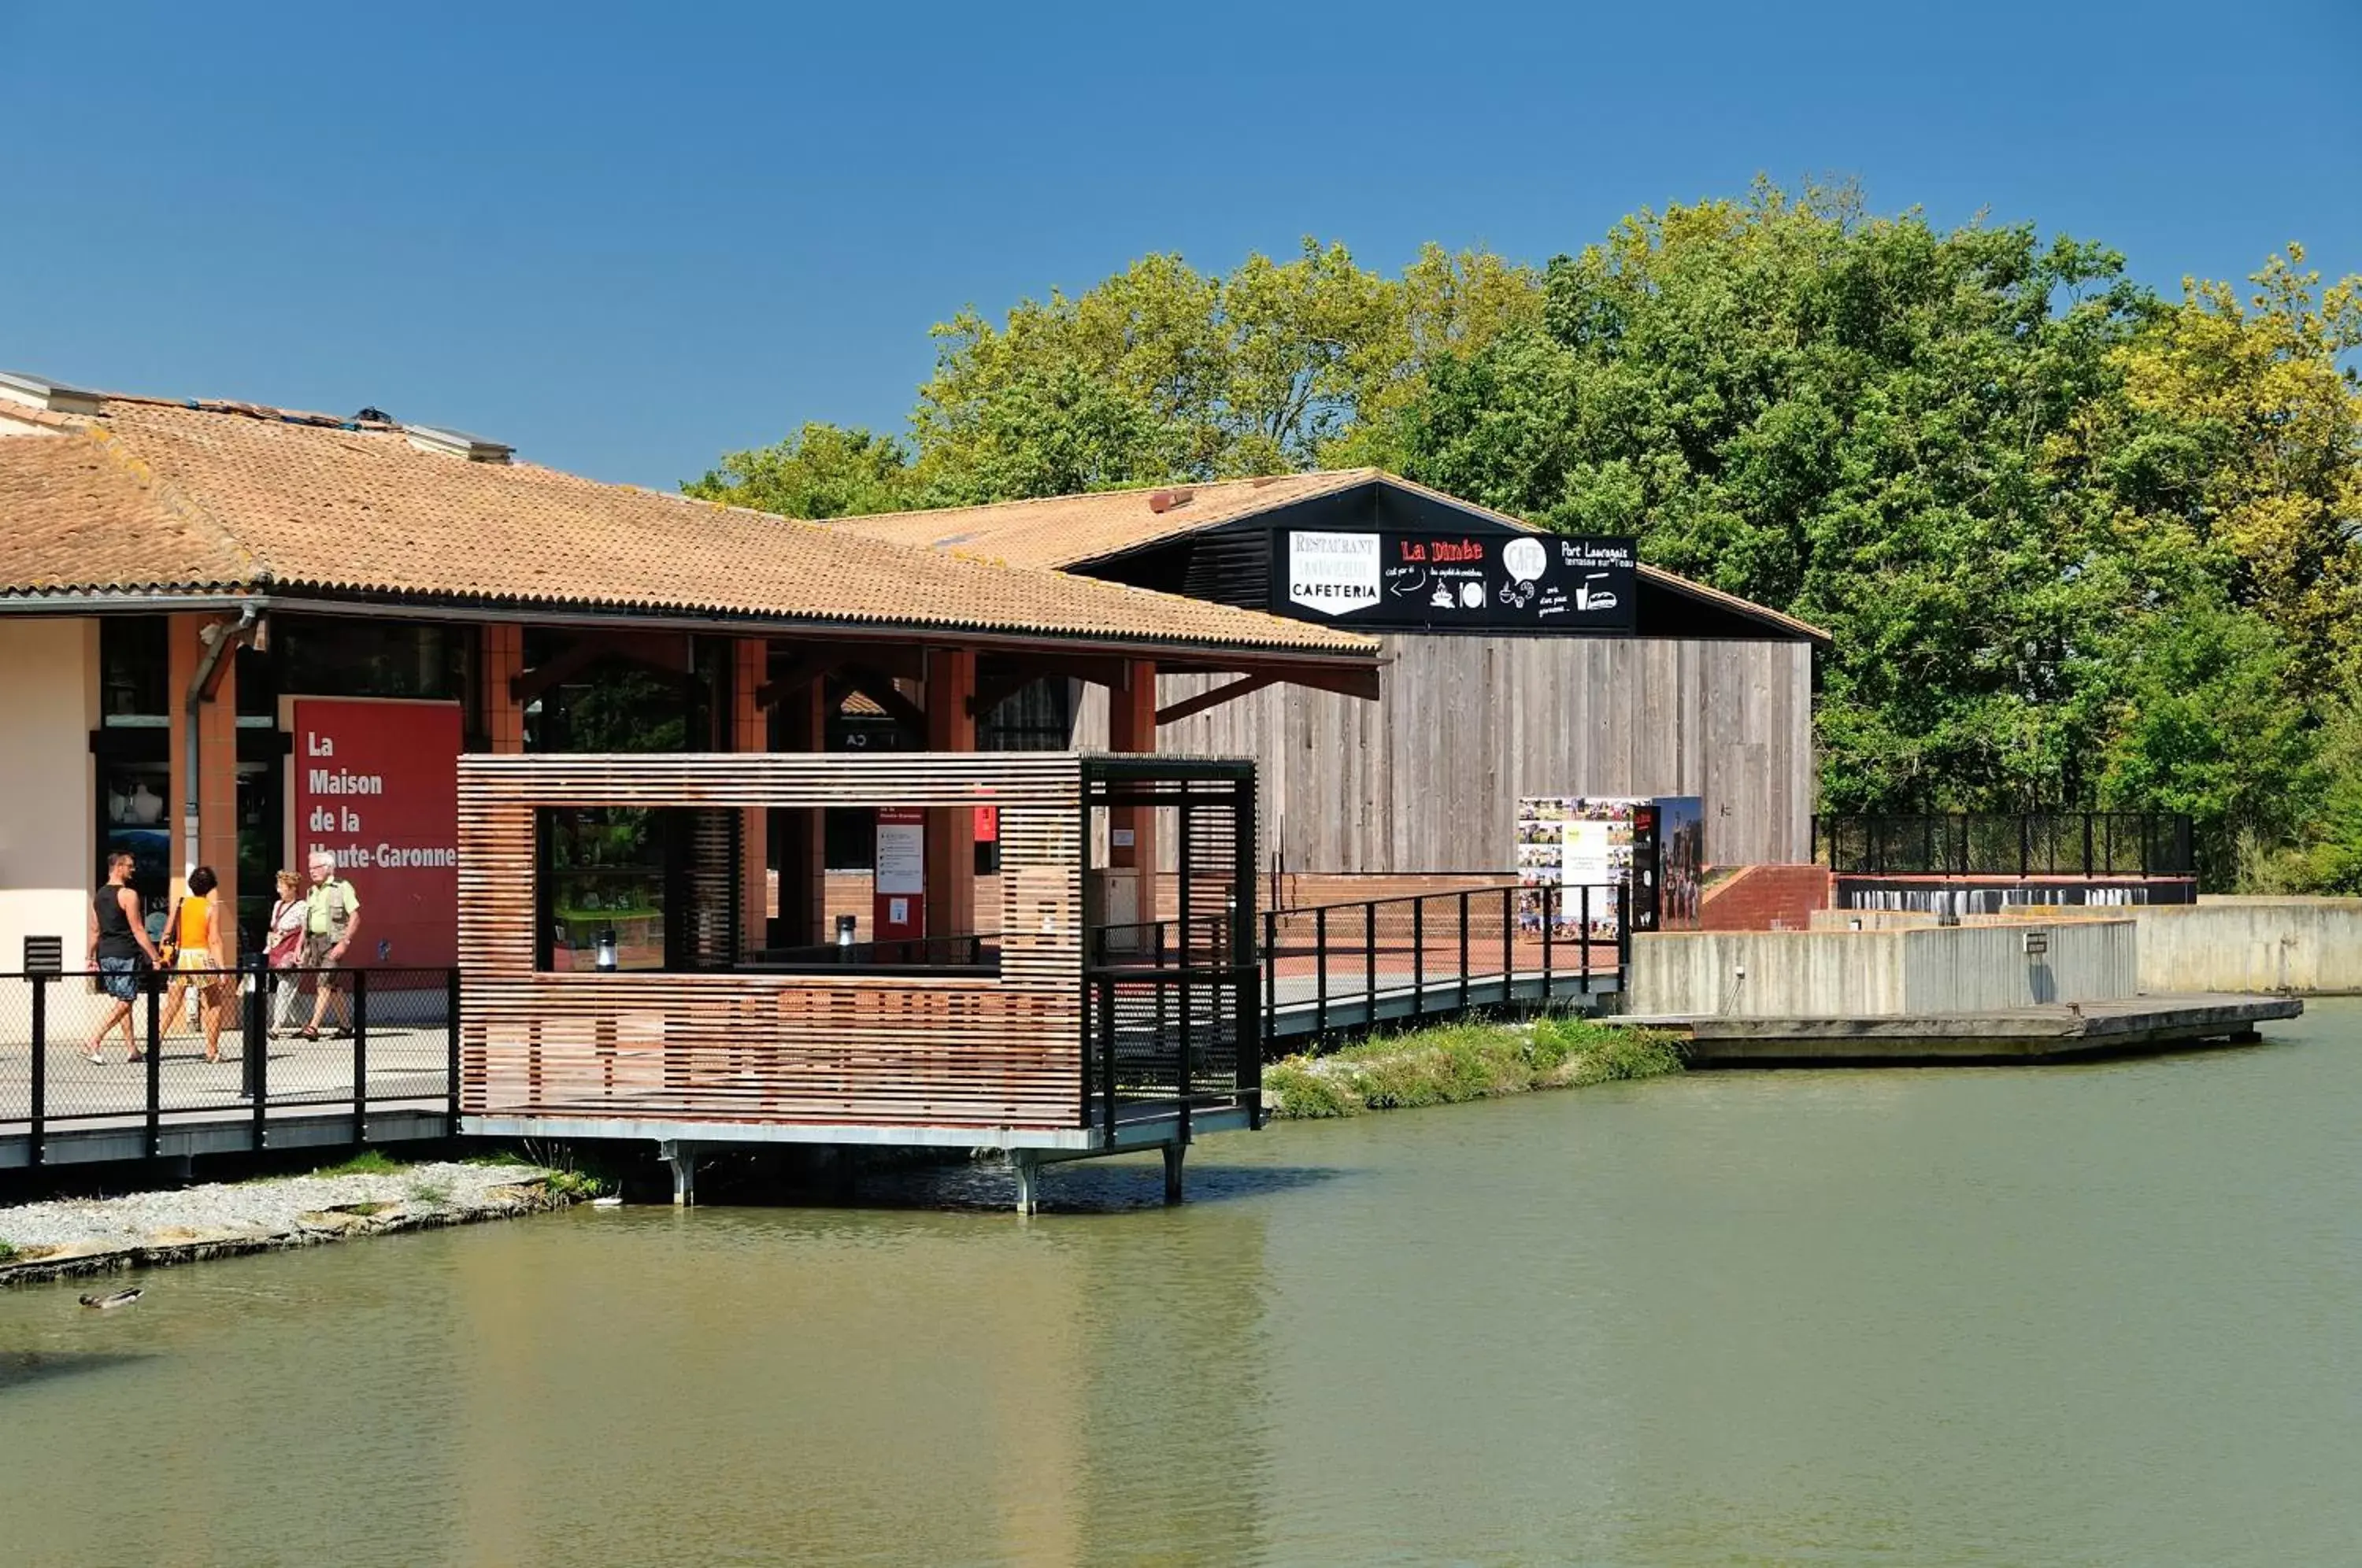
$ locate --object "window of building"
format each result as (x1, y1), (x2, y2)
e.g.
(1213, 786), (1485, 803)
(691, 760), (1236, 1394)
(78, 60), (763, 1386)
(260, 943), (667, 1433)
(273, 617), (465, 701)
(524, 638), (724, 754)
(98, 616), (170, 723)
(979, 678), (1074, 751)
(537, 806), (739, 972)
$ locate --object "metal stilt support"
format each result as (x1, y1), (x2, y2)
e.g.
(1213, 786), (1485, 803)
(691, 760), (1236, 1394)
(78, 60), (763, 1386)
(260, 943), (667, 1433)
(1162, 1142), (1185, 1205)
(661, 1139), (698, 1206)
(1011, 1150), (1039, 1215)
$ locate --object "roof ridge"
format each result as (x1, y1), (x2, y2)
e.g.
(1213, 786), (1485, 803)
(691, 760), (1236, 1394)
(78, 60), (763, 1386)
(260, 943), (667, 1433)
(824, 467), (1376, 527)
(82, 423), (265, 586)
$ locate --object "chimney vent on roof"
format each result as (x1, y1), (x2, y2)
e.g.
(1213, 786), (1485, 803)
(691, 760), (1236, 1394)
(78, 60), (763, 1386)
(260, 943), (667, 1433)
(1148, 486), (1195, 514)
(404, 423), (513, 464)
(0, 371), (105, 418)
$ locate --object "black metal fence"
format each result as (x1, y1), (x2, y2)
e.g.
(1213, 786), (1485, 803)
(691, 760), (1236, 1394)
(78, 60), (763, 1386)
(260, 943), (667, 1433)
(0, 961), (458, 1167)
(1813, 813), (2195, 879)
(1080, 758), (1261, 1141)
(1253, 882), (1630, 1046)
(1101, 882), (1631, 1056)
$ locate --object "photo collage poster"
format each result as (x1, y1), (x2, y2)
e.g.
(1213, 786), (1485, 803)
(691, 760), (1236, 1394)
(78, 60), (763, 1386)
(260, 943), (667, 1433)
(1515, 796), (1641, 939)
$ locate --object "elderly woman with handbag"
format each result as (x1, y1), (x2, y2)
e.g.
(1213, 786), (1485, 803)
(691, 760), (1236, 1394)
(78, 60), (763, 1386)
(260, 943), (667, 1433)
(266, 869), (309, 1037)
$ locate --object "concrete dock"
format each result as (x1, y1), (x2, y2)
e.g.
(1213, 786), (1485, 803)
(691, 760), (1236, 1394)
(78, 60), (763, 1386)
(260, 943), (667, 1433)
(1623, 993), (2304, 1067)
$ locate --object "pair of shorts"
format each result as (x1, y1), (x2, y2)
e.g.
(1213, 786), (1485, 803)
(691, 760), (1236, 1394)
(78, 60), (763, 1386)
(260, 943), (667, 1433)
(98, 956), (141, 1003)
(301, 934), (342, 971)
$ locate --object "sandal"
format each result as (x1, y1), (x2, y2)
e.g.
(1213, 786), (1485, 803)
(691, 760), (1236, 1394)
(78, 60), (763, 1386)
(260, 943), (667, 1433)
(300, 1026), (320, 1041)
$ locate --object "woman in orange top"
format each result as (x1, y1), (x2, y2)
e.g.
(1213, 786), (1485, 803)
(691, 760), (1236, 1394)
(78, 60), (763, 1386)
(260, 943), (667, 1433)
(159, 865), (231, 1063)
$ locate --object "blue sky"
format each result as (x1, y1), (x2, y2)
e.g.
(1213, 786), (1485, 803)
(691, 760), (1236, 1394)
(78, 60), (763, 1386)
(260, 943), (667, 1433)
(3, 1), (2354, 490)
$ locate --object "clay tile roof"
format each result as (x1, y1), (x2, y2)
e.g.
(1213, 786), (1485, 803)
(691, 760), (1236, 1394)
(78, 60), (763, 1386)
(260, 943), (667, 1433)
(0, 402), (1376, 660)
(824, 469), (1378, 570)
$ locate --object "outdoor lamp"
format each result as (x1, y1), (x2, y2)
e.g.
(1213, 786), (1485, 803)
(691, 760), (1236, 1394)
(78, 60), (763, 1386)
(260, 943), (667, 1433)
(836, 915), (857, 949)
(594, 925), (620, 972)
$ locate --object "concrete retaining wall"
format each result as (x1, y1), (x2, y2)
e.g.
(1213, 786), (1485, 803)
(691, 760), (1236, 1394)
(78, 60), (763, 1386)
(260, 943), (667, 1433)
(1805, 897), (2362, 994)
(1630, 919), (2138, 1017)
(2134, 899), (2362, 994)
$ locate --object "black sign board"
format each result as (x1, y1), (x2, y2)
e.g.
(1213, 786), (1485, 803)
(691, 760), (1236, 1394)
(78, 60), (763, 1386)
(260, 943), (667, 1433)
(1273, 529), (1637, 633)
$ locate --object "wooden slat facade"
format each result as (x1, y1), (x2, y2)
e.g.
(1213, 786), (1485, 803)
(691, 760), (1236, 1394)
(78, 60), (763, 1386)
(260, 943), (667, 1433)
(1075, 634), (1814, 871)
(457, 753), (1087, 1130)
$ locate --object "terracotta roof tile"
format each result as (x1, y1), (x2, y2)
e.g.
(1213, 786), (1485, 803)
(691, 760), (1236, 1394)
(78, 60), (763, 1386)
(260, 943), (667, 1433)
(0, 404), (1375, 660)
(824, 469), (1377, 569)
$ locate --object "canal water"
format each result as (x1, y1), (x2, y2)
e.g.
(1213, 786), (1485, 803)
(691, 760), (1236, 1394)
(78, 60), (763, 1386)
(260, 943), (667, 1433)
(3, 1001), (2357, 1566)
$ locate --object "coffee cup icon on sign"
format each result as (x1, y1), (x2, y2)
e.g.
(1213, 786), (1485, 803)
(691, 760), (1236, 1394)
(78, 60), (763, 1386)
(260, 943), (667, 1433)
(1499, 537), (1547, 608)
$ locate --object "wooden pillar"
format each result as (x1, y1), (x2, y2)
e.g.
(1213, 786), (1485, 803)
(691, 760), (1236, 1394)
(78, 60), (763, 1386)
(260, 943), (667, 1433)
(166, 614), (242, 957)
(925, 647), (978, 940)
(482, 623), (527, 755)
(775, 678), (827, 947)
(733, 639), (768, 952)
(1109, 659), (1157, 921)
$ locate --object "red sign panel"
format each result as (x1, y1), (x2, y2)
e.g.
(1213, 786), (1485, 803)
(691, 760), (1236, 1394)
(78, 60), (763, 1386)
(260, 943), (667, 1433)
(291, 698), (461, 969)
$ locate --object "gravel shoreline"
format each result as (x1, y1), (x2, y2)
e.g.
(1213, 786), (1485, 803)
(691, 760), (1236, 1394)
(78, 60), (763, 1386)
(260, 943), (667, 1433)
(0, 1161), (580, 1285)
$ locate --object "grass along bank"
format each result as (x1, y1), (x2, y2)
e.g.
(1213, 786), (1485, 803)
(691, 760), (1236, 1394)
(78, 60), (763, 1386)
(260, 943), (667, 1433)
(1263, 1015), (1685, 1119)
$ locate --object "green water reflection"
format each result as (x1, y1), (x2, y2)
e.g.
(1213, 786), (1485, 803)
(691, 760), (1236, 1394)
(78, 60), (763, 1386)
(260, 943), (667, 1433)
(2, 1001), (2356, 1565)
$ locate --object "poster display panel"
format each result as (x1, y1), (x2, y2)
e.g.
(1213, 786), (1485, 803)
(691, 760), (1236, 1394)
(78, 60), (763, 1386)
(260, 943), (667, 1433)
(1278, 530), (1636, 633)
(287, 697), (461, 968)
(873, 806), (926, 940)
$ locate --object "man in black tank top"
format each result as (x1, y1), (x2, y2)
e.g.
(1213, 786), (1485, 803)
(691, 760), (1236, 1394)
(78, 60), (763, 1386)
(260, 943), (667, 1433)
(87, 851), (162, 1064)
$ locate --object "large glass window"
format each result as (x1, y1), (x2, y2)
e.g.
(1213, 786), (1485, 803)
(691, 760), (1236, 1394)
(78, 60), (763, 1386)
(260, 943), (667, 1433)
(524, 638), (724, 754)
(273, 616), (464, 700)
(540, 807), (675, 971)
(99, 616), (170, 723)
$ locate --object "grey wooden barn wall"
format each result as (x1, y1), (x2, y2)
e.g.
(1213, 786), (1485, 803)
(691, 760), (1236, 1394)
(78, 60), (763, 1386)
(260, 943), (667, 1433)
(1075, 634), (1815, 871)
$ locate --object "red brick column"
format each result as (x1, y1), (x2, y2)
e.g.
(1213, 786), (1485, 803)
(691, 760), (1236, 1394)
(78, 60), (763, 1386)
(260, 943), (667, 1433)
(1109, 659), (1157, 919)
(734, 638), (768, 951)
(481, 624), (527, 754)
(776, 682), (827, 947)
(167, 614), (242, 956)
(924, 647), (977, 941)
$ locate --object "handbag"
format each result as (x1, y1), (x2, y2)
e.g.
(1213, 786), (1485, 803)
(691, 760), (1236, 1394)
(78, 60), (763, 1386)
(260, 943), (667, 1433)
(157, 897), (182, 969)
(268, 901), (303, 966)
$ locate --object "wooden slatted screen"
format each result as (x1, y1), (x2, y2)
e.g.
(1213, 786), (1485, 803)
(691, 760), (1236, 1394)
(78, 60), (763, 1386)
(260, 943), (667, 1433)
(458, 753), (1086, 1129)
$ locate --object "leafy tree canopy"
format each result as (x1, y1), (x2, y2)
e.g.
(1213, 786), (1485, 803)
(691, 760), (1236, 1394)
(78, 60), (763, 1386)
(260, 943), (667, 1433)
(689, 183), (2362, 888)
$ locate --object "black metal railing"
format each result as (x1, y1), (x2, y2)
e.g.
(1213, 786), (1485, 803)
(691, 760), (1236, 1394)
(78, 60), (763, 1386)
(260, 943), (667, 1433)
(0, 960), (459, 1167)
(1083, 915), (1259, 1143)
(1242, 882), (1630, 1049)
(1813, 813), (2194, 879)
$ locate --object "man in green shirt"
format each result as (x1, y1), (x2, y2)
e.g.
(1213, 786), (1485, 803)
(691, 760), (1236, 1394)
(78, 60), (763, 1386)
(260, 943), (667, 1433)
(300, 849), (363, 1040)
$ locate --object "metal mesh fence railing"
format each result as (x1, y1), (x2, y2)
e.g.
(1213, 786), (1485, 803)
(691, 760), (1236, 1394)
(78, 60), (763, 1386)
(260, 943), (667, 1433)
(0, 966), (457, 1160)
(1261, 883), (1623, 1030)
(1816, 813), (2195, 878)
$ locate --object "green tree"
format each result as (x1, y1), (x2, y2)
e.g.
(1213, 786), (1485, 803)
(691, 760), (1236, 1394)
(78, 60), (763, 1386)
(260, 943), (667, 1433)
(1397, 181), (2164, 814)
(2096, 598), (2320, 886)
(684, 422), (915, 520)
(2116, 247), (2362, 693)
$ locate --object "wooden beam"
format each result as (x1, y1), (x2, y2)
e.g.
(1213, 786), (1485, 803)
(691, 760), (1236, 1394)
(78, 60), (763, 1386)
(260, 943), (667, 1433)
(511, 631), (691, 705)
(1155, 672), (1277, 728)
(754, 650), (846, 712)
(1272, 662), (1383, 704)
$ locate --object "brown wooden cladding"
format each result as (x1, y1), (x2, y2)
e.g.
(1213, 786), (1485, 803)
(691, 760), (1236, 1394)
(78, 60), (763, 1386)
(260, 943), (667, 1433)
(457, 753), (1085, 1129)
(1076, 634), (1814, 871)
